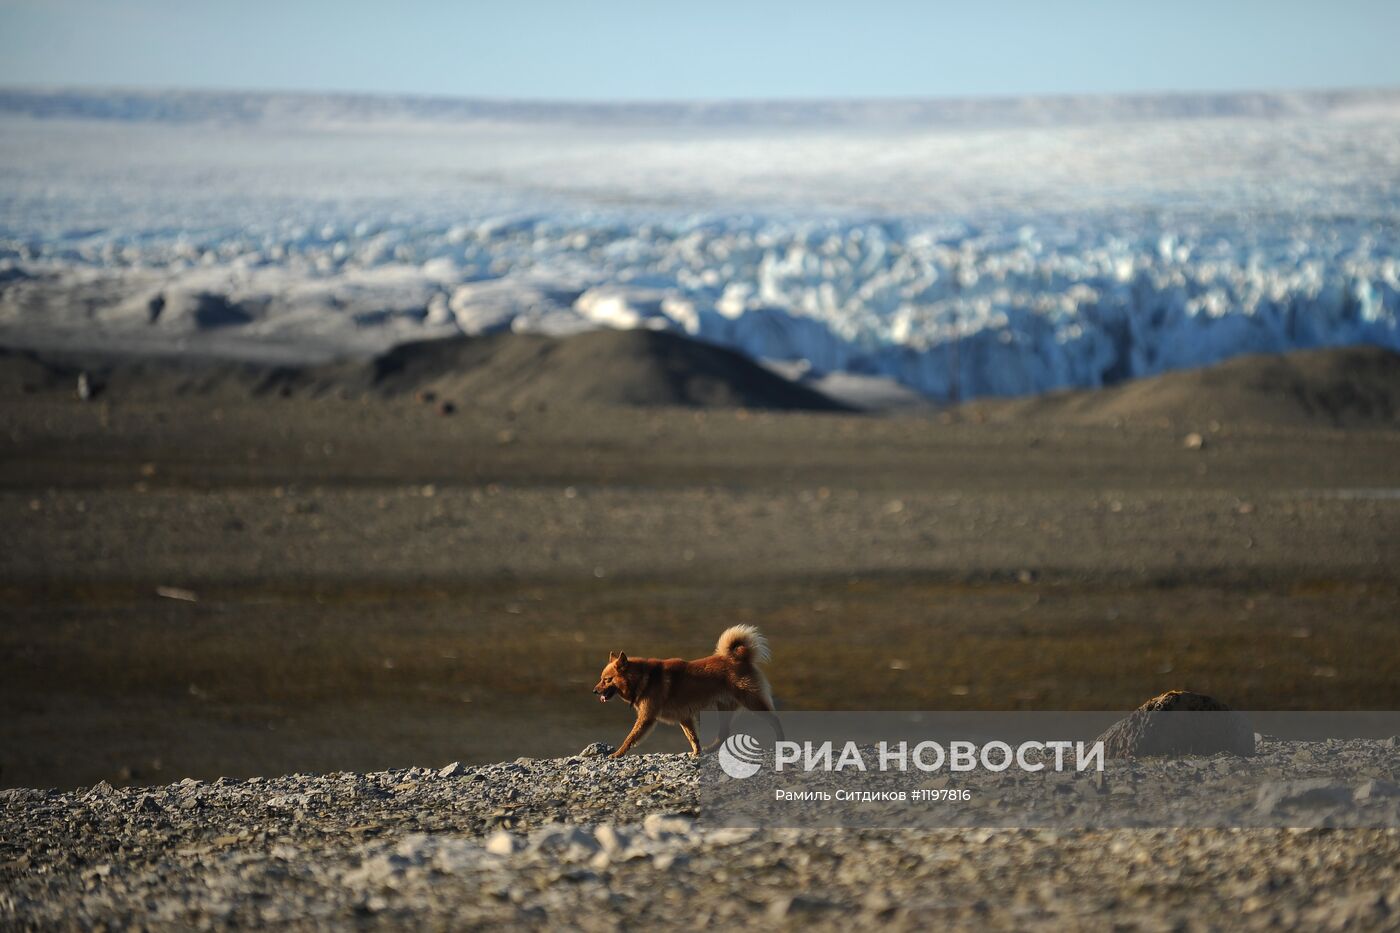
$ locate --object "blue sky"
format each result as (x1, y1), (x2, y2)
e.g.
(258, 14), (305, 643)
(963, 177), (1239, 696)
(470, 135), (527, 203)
(2, 0), (1398, 100)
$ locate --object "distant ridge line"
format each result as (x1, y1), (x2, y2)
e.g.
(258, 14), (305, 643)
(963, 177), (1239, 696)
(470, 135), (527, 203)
(2, 86), (1398, 128)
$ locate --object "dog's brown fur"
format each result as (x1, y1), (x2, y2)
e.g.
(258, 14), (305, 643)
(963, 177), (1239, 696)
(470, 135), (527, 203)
(592, 625), (775, 758)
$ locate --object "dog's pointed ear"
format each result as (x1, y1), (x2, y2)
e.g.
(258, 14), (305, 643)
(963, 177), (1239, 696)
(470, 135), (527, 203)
(615, 651), (628, 666)
(608, 651), (619, 661)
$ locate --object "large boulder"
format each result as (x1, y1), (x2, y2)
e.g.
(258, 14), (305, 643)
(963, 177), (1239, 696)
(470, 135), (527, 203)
(1097, 690), (1255, 759)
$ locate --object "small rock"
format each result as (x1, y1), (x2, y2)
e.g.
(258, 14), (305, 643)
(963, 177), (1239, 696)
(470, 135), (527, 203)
(527, 825), (600, 862)
(1354, 779), (1400, 802)
(643, 813), (694, 841)
(652, 852), (687, 871)
(1183, 432), (1205, 450)
(484, 830), (520, 857)
(768, 894), (831, 918)
(593, 824), (629, 854)
(1254, 779), (1353, 815)
(438, 762), (466, 778)
(705, 827), (756, 846)
(578, 742), (613, 758)
(863, 891), (897, 915)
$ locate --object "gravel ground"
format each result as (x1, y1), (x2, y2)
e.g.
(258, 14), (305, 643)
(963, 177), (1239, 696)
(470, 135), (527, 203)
(5, 743), (1400, 930)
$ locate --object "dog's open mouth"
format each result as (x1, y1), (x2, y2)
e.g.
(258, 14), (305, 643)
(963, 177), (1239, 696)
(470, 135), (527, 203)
(598, 686), (618, 703)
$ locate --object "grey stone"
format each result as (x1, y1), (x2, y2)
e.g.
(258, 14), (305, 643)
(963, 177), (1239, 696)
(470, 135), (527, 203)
(529, 825), (599, 858)
(1354, 779), (1400, 801)
(592, 824), (629, 854)
(768, 894), (833, 918)
(1097, 691), (1255, 759)
(643, 813), (694, 840)
(484, 830), (521, 857)
(1254, 780), (1354, 815)
(578, 742), (614, 758)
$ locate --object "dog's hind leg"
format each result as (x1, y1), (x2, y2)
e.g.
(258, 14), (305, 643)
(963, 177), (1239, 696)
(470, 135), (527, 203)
(702, 701), (738, 753)
(738, 689), (785, 743)
(679, 718), (701, 757)
(612, 714), (657, 758)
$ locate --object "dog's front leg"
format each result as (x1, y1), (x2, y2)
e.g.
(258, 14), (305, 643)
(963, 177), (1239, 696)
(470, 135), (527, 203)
(680, 718), (701, 757)
(612, 713), (657, 758)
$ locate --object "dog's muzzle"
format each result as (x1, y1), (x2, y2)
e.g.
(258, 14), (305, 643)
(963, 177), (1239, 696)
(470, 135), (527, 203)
(595, 686), (618, 703)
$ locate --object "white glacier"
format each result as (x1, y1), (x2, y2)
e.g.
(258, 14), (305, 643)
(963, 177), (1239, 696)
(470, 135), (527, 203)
(1, 87), (1398, 399)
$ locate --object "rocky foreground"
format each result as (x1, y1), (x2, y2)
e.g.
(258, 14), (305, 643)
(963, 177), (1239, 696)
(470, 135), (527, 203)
(4, 745), (1400, 931)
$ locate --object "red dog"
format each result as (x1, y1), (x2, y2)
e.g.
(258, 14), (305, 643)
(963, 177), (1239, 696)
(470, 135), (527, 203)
(593, 625), (775, 757)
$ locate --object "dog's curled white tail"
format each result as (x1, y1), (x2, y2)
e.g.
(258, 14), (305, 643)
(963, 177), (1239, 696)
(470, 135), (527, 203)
(716, 624), (770, 665)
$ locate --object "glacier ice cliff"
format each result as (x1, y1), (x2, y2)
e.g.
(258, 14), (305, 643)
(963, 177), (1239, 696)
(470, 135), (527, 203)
(1, 88), (1397, 400)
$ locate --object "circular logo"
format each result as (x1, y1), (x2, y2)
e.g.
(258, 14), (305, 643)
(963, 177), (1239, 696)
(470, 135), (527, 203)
(718, 733), (764, 779)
